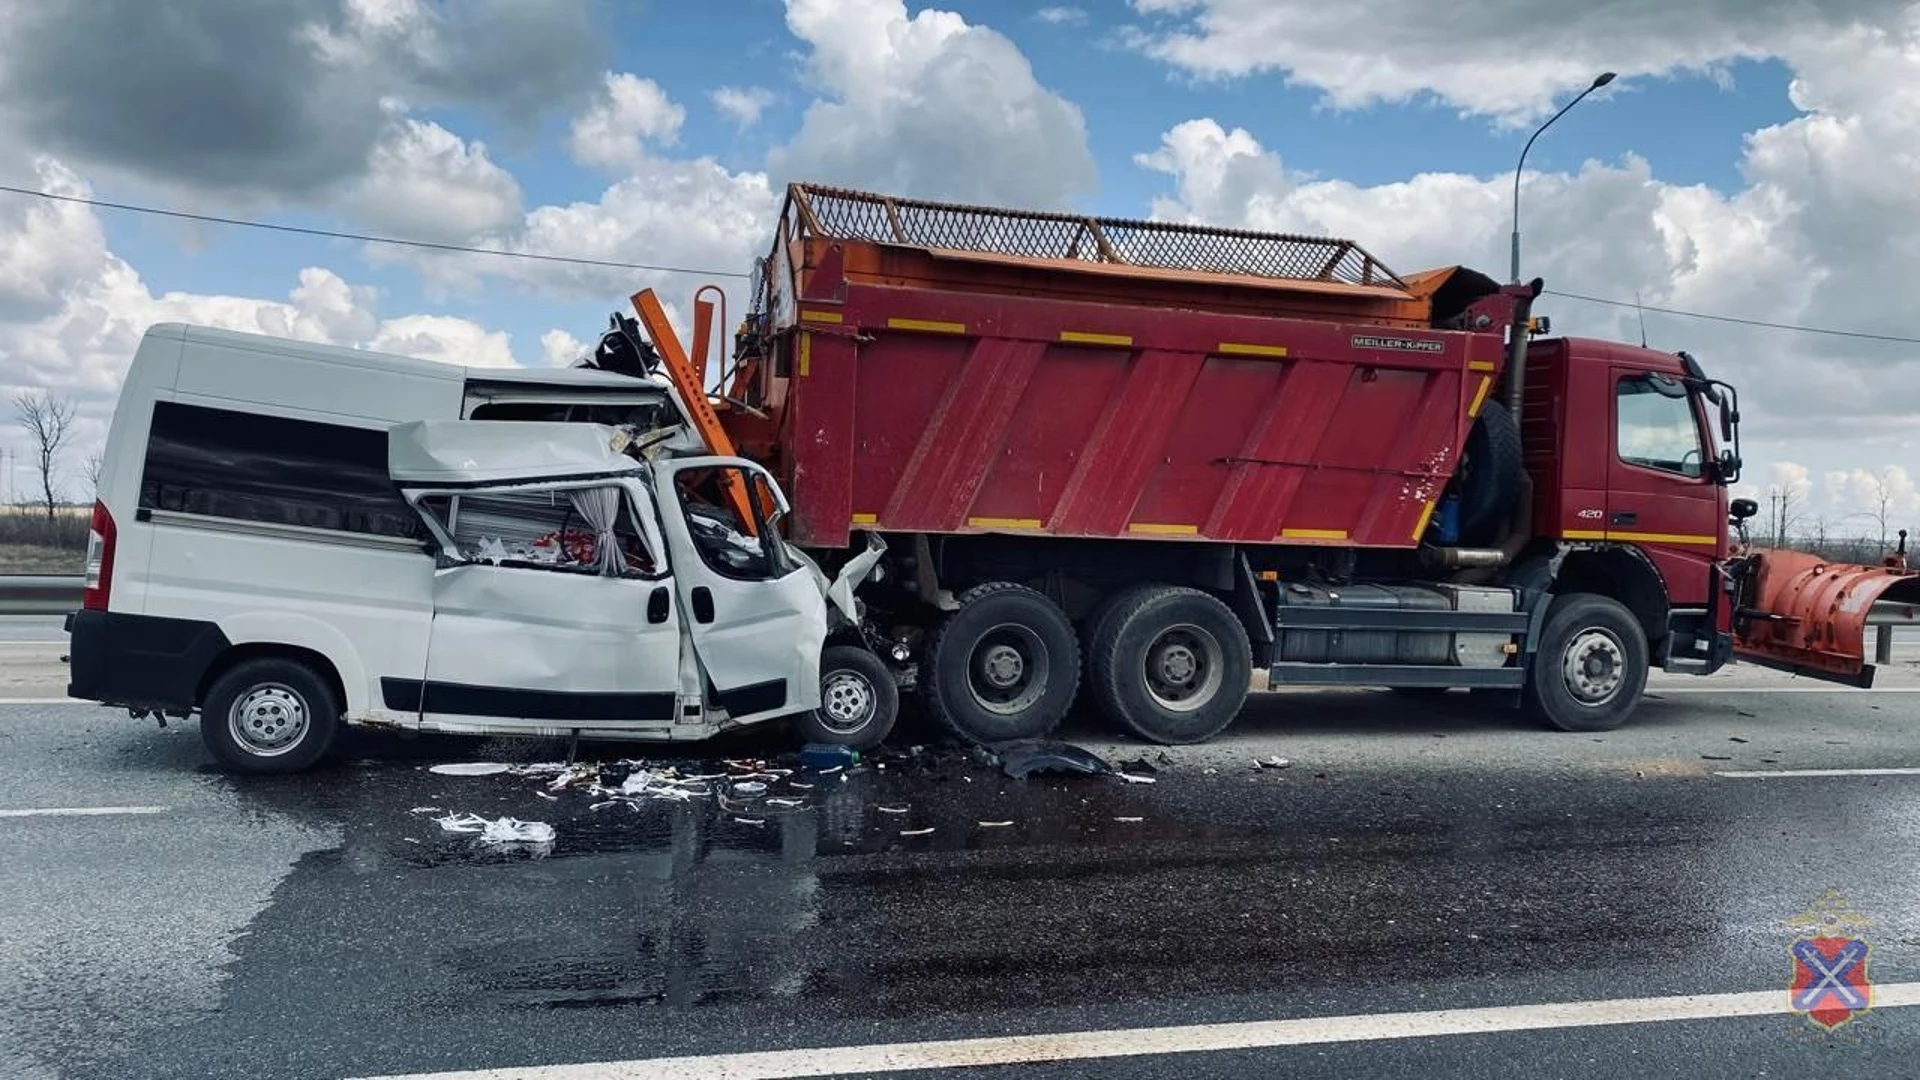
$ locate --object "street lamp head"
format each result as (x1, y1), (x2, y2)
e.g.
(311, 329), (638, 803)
(1592, 72), (1617, 88)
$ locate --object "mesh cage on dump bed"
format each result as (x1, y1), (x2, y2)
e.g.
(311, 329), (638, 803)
(783, 183), (1407, 290)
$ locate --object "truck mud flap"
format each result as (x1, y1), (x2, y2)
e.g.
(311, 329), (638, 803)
(1734, 549), (1920, 687)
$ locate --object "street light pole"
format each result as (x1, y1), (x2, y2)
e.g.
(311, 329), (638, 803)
(1510, 71), (1616, 283)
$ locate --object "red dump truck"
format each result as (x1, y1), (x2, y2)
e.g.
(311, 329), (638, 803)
(627, 184), (1919, 747)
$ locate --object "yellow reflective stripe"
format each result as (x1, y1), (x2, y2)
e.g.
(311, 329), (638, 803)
(1411, 500), (1440, 542)
(1060, 331), (1133, 346)
(1469, 360), (1497, 372)
(1564, 529), (1720, 546)
(1467, 376), (1492, 418)
(799, 309), (842, 324)
(967, 517), (1043, 530)
(1219, 342), (1289, 358)
(851, 513), (878, 525)
(1128, 522), (1198, 536)
(887, 317), (966, 335)
(1280, 528), (1348, 541)
(797, 332), (810, 378)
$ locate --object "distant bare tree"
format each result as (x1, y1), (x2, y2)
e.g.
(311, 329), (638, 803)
(82, 451), (104, 497)
(1871, 466), (1897, 555)
(13, 391), (75, 521)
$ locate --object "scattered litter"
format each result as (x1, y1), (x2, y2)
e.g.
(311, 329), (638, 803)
(899, 827), (935, 837)
(732, 781), (768, 796)
(403, 837), (422, 844)
(1256, 755), (1291, 769)
(1114, 772), (1157, 785)
(1203, 767), (1218, 775)
(733, 817), (767, 826)
(1114, 816), (1143, 823)
(435, 813), (555, 845)
(534, 791), (558, 801)
(1701, 754), (1733, 761)
(1115, 758), (1159, 775)
(994, 739), (1113, 780)
(961, 775), (974, 783)
(1728, 736), (1750, 743)
(589, 800), (620, 811)
(788, 782), (815, 791)
(546, 764), (599, 791)
(408, 806), (443, 815)
(977, 820), (1014, 828)
(428, 763), (512, 777)
(767, 798), (806, 808)
(817, 766), (845, 776)
(1736, 710), (1758, 719)
(877, 805), (910, 815)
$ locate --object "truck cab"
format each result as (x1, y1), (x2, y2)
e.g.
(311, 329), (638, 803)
(1524, 335), (1740, 675)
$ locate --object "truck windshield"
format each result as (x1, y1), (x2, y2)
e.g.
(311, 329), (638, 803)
(1617, 375), (1706, 478)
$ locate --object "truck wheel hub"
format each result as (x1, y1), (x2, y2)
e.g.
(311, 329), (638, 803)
(980, 644), (1026, 688)
(1143, 624), (1226, 713)
(966, 624), (1050, 716)
(229, 684), (309, 755)
(1562, 630), (1625, 704)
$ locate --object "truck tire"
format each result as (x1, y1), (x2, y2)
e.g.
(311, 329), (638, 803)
(1523, 593), (1649, 732)
(200, 657), (341, 774)
(1456, 400), (1524, 545)
(795, 645), (899, 751)
(1088, 585), (1252, 744)
(921, 582), (1080, 744)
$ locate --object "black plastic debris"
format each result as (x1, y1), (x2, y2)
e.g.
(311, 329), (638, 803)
(990, 739), (1114, 780)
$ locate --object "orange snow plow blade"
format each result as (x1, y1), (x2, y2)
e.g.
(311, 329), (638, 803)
(1734, 549), (1920, 687)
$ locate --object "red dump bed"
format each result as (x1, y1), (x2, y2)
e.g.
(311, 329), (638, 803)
(729, 185), (1523, 551)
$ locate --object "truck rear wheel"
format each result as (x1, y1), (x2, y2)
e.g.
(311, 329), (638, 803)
(1089, 585), (1251, 744)
(1524, 593), (1648, 732)
(921, 583), (1081, 744)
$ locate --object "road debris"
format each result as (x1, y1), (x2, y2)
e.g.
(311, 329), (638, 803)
(435, 813), (555, 845)
(408, 806), (444, 815)
(1114, 772), (1157, 784)
(733, 817), (767, 826)
(428, 763), (513, 777)
(877, 805), (910, 815)
(977, 820), (1013, 828)
(992, 740), (1113, 779)
(899, 827), (935, 837)
(1256, 755), (1291, 769)
(1114, 816), (1143, 823)
(732, 781), (769, 796)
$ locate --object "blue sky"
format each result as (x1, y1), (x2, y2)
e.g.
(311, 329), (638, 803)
(2, 0), (1918, 521)
(87, 1), (1808, 373)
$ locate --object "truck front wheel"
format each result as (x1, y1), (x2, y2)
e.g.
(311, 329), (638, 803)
(1089, 585), (1251, 744)
(921, 583), (1080, 744)
(1524, 593), (1649, 732)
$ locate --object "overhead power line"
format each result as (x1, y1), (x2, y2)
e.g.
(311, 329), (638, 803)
(5, 182), (1918, 343)
(1544, 289), (1920, 346)
(0, 183), (752, 280)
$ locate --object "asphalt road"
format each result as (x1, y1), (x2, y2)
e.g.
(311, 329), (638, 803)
(5, 649), (1920, 1078)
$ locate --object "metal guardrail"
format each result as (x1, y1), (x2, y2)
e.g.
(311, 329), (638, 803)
(0, 576), (82, 616)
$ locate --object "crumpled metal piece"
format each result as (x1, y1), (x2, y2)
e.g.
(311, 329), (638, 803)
(991, 740), (1114, 780)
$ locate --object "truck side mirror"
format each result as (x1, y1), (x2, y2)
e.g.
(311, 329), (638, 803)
(1730, 498), (1758, 522)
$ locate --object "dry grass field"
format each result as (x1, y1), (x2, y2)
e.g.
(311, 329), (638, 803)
(0, 505), (87, 574)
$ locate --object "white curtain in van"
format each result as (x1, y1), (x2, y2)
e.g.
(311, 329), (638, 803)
(568, 486), (628, 577)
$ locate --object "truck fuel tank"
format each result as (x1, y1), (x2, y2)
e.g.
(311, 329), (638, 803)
(1275, 582), (1518, 668)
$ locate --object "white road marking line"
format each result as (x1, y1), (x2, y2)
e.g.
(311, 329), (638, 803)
(1651, 686), (1920, 694)
(1716, 767), (1920, 779)
(0, 805), (168, 818)
(351, 983), (1920, 1080)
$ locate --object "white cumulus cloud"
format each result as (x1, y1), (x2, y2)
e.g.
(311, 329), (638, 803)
(569, 72), (686, 171)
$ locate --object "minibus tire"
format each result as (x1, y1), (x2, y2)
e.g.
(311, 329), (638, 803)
(200, 658), (341, 774)
(797, 646), (899, 750)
